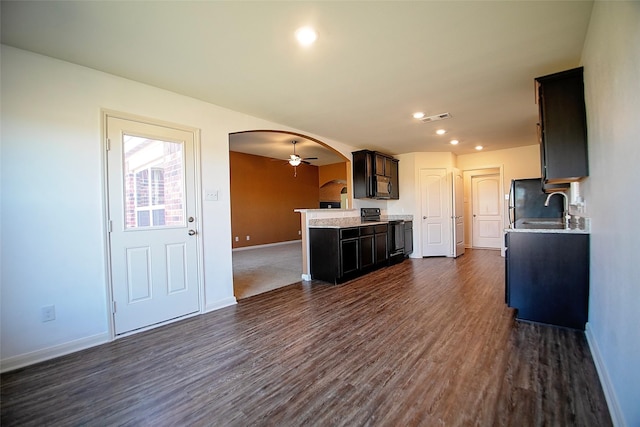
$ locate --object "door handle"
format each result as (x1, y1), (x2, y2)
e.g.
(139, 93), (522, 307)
(188, 229), (197, 236)
(423, 216), (427, 219)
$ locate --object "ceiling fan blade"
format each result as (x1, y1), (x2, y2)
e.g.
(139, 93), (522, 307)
(302, 157), (318, 160)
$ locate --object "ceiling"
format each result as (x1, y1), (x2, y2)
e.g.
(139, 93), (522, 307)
(230, 132), (346, 166)
(1, 1), (594, 162)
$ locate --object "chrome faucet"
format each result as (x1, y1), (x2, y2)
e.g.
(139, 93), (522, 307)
(544, 191), (570, 227)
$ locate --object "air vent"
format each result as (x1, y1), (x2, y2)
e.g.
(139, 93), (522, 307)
(419, 112), (452, 123)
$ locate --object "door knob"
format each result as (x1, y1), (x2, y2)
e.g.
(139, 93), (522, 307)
(188, 229), (197, 236)
(188, 216), (195, 223)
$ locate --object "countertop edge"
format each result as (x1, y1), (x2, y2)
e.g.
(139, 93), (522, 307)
(504, 227), (590, 235)
(310, 215), (413, 228)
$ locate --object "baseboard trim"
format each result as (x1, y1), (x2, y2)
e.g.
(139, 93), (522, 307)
(205, 296), (237, 312)
(1, 298), (240, 373)
(1, 332), (110, 374)
(232, 240), (301, 252)
(585, 323), (625, 427)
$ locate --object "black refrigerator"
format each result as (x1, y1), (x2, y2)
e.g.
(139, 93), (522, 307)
(508, 178), (563, 225)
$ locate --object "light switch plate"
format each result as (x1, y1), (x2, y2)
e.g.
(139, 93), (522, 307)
(205, 190), (219, 201)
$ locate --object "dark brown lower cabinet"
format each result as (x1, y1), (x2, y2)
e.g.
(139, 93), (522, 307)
(374, 226), (389, 266)
(505, 232), (589, 330)
(360, 232), (375, 270)
(310, 224), (390, 284)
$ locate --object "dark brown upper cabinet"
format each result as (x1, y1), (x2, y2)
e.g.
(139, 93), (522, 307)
(352, 150), (399, 200)
(536, 67), (588, 186)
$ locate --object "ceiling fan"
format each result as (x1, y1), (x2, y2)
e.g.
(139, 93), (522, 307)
(282, 140), (317, 176)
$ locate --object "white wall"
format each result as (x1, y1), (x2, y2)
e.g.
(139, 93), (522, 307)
(580, 2), (640, 426)
(0, 46), (357, 370)
(457, 144), (541, 193)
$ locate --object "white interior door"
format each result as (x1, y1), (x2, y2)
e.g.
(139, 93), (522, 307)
(106, 115), (200, 335)
(420, 168), (450, 257)
(471, 174), (502, 249)
(452, 168), (465, 257)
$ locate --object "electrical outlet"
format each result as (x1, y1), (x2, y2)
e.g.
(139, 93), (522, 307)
(235, 236), (239, 242)
(246, 235), (250, 241)
(298, 230), (301, 235)
(41, 305), (56, 322)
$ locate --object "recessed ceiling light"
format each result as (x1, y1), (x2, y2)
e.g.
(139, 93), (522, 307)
(436, 129), (446, 135)
(475, 145), (484, 150)
(450, 139), (459, 145)
(295, 26), (317, 46)
(412, 112), (425, 119)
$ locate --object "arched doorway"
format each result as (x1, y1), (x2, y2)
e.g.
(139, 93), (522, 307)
(229, 130), (350, 299)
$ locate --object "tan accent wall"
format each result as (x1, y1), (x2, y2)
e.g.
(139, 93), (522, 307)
(230, 151), (319, 248)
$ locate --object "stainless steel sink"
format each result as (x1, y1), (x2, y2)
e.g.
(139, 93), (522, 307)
(521, 219), (563, 225)
(516, 218), (566, 229)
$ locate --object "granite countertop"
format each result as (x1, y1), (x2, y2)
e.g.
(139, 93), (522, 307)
(505, 218), (590, 234)
(310, 215), (413, 229)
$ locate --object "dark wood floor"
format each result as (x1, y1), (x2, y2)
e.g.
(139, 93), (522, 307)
(1, 249), (611, 426)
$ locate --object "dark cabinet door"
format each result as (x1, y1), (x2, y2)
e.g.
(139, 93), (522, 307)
(504, 233), (510, 305)
(375, 230), (388, 264)
(374, 154), (387, 176)
(352, 150), (373, 199)
(389, 159), (399, 199)
(536, 67), (588, 183)
(506, 232), (589, 329)
(360, 228), (375, 270)
(309, 228), (340, 283)
(340, 238), (360, 276)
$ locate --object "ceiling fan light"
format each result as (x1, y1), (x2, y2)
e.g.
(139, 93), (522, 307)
(289, 158), (302, 166)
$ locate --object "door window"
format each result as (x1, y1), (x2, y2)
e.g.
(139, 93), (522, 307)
(123, 135), (185, 229)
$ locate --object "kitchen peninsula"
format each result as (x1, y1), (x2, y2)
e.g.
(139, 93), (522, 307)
(296, 209), (413, 284)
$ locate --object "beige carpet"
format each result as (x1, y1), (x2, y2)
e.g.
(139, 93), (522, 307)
(232, 241), (303, 299)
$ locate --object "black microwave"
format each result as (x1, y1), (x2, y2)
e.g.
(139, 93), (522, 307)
(374, 175), (391, 198)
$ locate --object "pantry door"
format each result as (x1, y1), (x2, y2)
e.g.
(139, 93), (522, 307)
(106, 114), (201, 335)
(420, 168), (450, 257)
(471, 173), (502, 249)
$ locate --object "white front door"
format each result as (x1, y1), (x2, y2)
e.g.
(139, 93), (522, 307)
(420, 168), (450, 257)
(472, 174), (502, 249)
(452, 168), (465, 257)
(106, 115), (200, 335)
